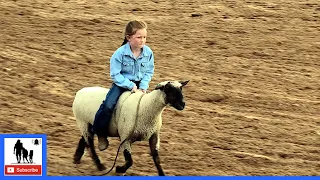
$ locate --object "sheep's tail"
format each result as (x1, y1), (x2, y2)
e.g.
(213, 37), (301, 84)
(98, 139), (127, 176)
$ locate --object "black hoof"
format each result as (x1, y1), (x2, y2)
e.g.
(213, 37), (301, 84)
(116, 166), (126, 173)
(73, 157), (81, 164)
(97, 164), (106, 171)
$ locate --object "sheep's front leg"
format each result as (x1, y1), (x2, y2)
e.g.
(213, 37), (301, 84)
(149, 133), (165, 176)
(116, 141), (133, 174)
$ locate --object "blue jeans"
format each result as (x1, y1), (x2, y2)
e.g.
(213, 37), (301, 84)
(92, 81), (140, 137)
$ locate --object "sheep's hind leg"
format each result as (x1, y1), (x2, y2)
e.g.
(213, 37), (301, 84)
(116, 141), (133, 174)
(73, 136), (86, 164)
(149, 133), (165, 176)
(87, 125), (106, 171)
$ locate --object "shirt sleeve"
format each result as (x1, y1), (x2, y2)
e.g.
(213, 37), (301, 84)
(139, 52), (155, 90)
(110, 51), (135, 90)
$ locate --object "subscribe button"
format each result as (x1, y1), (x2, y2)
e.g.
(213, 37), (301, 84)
(5, 165), (42, 176)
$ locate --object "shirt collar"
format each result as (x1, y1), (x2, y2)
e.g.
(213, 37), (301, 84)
(124, 42), (148, 57)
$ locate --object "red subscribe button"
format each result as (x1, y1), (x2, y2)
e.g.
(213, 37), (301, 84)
(5, 165), (42, 175)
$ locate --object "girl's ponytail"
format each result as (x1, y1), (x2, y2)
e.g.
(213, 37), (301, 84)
(121, 37), (128, 46)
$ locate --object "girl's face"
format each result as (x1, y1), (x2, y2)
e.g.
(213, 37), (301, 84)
(128, 28), (147, 49)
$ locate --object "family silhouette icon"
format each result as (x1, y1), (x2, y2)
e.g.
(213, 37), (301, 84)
(13, 139), (33, 164)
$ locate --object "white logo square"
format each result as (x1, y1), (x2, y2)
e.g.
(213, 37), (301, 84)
(7, 167), (14, 173)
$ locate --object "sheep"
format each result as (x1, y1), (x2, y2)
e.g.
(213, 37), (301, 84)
(72, 80), (189, 176)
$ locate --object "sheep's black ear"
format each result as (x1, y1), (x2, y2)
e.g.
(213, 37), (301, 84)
(180, 80), (190, 87)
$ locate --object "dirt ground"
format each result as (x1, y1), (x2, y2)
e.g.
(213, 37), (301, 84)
(1, 0), (319, 176)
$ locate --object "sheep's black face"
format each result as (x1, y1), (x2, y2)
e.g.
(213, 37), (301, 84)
(164, 84), (184, 110)
(159, 80), (189, 111)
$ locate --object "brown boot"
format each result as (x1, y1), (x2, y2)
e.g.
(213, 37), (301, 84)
(98, 136), (109, 151)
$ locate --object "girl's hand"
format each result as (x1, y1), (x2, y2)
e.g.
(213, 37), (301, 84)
(140, 89), (147, 94)
(131, 84), (138, 93)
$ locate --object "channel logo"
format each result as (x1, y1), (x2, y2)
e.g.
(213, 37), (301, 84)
(4, 137), (43, 176)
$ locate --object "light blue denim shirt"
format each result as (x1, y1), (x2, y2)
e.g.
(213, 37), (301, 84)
(110, 42), (154, 90)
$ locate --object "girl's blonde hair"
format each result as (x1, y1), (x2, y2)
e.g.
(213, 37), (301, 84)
(121, 20), (147, 46)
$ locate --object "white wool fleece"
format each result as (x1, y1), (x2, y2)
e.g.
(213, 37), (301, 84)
(72, 86), (167, 151)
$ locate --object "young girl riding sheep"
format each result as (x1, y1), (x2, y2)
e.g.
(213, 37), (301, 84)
(92, 20), (155, 151)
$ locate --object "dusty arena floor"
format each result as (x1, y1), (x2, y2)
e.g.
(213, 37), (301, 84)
(0, 0), (319, 176)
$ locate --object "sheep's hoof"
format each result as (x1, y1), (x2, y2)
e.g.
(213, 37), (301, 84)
(115, 166), (126, 173)
(97, 164), (106, 171)
(73, 158), (81, 164)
